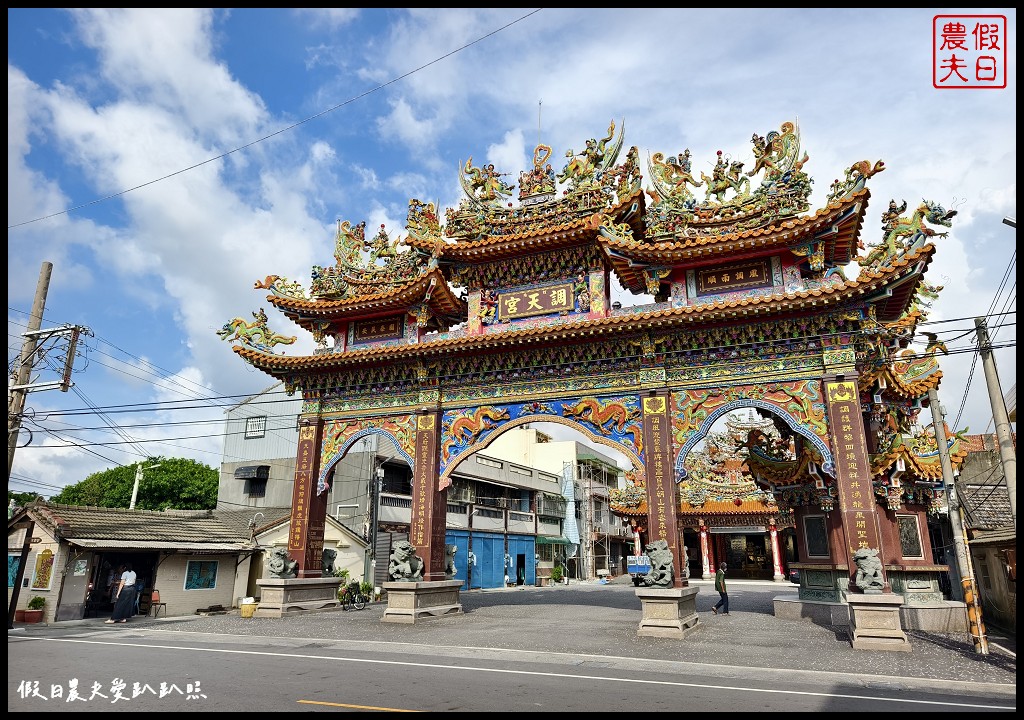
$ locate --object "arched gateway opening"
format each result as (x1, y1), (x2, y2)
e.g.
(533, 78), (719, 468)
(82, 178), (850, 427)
(220, 118), (969, 631)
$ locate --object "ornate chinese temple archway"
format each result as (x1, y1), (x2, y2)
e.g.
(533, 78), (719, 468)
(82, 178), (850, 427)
(220, 118), (967, 624)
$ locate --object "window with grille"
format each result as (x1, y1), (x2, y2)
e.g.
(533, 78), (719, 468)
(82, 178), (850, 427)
(244, 416), (267, 439)
(245, 478), (268, 498)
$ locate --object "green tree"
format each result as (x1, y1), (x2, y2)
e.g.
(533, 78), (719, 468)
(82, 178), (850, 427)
(8, 490), (40, 507)
(50, 457), (218, 510)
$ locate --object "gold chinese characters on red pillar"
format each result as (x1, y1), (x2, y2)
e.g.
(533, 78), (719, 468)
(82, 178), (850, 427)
(824, 380), (882, 574)
(289, 420), (328, 577)
(641, 392), (684, 587)
(411, 411), (447, 580)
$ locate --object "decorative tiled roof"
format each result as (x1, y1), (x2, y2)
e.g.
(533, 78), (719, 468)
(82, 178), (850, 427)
(267, 268), (466, 328)
(871, 429), (969, 481)
(678, 498), (778, 516)
(234, 242), (936, 378)
(600, 191), (869, 294)
(405, 186), (646, 263)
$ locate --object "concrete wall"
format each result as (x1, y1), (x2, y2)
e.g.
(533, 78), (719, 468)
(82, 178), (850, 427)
(152, 554), (238, 616)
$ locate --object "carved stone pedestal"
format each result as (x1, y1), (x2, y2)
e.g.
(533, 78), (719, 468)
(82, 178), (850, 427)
(381, 580), (463, 624)
(635, 585), (700, 639)
(847, 592), (910, 652)
(254, 577), (341, 618)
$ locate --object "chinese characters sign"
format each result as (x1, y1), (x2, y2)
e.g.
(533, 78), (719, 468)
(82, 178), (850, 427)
(498, 283), (574, 321)
(353, 315), (404, 343)
(641, 393), (683, 586)
(288, 422), (327, 575)
(824, 381), (881, 559)
(933, 15), (1007, 89)
(411, 412), (446, 578)
(695, 259), (772, 297)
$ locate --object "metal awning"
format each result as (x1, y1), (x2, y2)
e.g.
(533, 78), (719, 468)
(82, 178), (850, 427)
(67, 539), (252, 552)
(234, 465), (270, 480)
(535, 536), (572, 545)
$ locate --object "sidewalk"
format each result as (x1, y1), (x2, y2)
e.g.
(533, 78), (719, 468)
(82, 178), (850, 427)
(11, 582), (1015, 693)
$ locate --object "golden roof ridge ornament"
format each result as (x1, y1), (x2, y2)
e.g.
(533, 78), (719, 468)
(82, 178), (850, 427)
(643, 119), (814, 240)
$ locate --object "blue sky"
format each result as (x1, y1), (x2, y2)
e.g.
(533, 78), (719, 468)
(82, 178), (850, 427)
(7, 9), (1017, 497)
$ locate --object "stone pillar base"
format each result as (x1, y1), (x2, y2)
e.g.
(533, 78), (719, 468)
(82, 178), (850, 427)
(847, 593), (911, 652)
(635, 585), (700, 639)
(381, 580), (463, 624)
(254, 577), (342, 618)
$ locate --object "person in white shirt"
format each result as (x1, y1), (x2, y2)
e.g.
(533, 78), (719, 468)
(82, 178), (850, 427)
(105, 563), (138, 624)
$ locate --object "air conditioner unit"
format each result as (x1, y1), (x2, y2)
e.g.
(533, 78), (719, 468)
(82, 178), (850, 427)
(449, 486), (473, 504)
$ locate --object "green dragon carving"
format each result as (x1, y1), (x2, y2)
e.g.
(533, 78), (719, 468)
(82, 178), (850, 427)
(859, 199), (957, 269)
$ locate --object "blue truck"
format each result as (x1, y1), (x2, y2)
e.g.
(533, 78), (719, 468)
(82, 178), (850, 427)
(626, 554), (651, 586)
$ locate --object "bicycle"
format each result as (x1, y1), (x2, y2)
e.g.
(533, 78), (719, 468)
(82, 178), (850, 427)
(339, 582), (366, 611)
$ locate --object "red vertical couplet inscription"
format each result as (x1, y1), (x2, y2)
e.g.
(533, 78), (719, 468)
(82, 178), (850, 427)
(411, 412), (446, 580)
(641, 393), (684, 587)
(289, 421), (327, 577)
(824, 381), (882, 571)
(933, 15), (1007, 89)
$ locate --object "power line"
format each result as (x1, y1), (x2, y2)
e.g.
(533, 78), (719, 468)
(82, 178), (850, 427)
(6, 9), (544, 230)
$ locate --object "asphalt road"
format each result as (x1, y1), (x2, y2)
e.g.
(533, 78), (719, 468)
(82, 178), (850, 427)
(9, 579), (1016, 712)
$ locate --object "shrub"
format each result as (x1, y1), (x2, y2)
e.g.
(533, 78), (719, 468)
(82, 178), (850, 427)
(27, 596), (46, 610)
(550, 565), (564, 583)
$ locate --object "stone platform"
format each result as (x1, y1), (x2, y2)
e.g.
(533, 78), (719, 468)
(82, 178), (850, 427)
(254, 577), (341, 618)
(847, 592), (911, 652)
(381, 579), (463, 624)
(635, 585), (700, 639)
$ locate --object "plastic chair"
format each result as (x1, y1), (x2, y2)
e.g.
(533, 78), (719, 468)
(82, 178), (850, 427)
(149, 589), (167, 618)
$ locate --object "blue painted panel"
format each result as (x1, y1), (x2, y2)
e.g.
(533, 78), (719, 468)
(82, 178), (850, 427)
(445, 530), (470, 591)
(473, 533), (505, 589)
(507, 535), (536, 585)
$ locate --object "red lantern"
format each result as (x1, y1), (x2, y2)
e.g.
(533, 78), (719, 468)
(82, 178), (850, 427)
(733, 497), (743, 506)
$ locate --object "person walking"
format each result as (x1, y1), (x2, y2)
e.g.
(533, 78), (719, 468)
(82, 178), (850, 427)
(105, 563), (137, 624)
(712, 561), (729, 615)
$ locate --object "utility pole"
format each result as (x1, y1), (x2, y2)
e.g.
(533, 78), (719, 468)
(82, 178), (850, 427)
(975, 317), (1017, 530)
(8, 261), (52, 480)
(368, 464), (383, 589)
(129, 461), (161, 510)
(927, 387), (988, 654)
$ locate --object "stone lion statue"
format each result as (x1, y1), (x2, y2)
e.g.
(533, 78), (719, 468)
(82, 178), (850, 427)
(853, 547), (884, 593)
(266, 547), (298, 579)
(641, 539), (674, 588)
(443, 544), (458, 580)
(388, 540), (425, 582)
(322, 548), (337, 576)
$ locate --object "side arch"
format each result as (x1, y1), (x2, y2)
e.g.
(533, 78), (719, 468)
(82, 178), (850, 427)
(673, 398), (834, 479)
(317, 415), (417, 494)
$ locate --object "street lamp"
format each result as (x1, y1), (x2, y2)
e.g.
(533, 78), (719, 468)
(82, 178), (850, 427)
(129, 460), (162, 510)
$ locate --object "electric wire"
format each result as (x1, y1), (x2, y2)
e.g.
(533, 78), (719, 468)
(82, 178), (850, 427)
(7, 9), (544, 230)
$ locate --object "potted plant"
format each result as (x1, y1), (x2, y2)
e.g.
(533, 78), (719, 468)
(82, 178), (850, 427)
(23, 596), (45, 623)
(550, 565), (564, 585)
